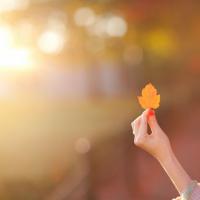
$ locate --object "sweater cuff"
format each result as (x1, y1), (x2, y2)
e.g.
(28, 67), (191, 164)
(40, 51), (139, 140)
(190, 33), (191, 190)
(180, 180), (198, 200)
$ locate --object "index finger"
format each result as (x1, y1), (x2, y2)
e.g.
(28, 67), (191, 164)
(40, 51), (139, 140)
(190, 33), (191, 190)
(138, 109), (149, 134)
(131, 116), (141, 136)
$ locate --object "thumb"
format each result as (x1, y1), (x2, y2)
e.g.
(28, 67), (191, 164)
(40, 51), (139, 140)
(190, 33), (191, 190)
(139, 109), (148, 134)
(148, 109), (160, 132)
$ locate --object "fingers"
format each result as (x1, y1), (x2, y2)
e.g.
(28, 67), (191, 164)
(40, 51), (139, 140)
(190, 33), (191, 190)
(132, 109), (160, 135)
(131, 116), (141, 136)
(148, 109), (160, 132)
(139, 109), (148, 134)
(133, 110), (149, 146)
(131, 110), (148, 136)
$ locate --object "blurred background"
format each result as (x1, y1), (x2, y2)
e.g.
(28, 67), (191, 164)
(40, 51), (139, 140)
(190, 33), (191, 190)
(0, 0), (199, 199)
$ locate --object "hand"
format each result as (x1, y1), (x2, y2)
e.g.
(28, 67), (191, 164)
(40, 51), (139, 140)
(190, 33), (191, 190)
(132, 109), (193, 194)
(131, 109), (171, 161)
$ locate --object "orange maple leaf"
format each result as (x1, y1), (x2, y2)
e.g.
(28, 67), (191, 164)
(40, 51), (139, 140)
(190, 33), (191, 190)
(138, 83), (160, 109)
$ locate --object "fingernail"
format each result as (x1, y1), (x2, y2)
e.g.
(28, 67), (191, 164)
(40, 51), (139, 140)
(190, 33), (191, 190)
(148, 109), (154, 116)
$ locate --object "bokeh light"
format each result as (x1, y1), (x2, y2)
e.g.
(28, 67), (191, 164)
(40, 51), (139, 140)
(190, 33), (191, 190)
(106, 16), (128, 37)
(87, 16), (108, 37)
(0, 48), (32, 70)
(0, 24), (33, 71)
(87, 15), (128, 38)
(38, 29), (67, 54)
(0, 1), (198, 200)
(145, 29), (176, 57)
(0, 0), (29, 12)
(74, 7), (96, 27)
(38, 15), (68, 55)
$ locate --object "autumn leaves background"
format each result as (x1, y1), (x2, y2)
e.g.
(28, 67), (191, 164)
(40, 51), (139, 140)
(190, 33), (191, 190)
(0, 1), (199, 200)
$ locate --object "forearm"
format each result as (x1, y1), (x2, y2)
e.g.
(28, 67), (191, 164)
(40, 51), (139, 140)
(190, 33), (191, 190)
(157, 147), (192, 194)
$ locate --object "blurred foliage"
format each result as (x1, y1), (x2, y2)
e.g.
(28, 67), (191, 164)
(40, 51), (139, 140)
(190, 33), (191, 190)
(0, 0), (199, 199)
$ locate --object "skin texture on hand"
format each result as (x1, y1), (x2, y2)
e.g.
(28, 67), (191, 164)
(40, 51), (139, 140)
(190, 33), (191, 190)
(131, 109), (171, 161)
(131, 109), (192, 195)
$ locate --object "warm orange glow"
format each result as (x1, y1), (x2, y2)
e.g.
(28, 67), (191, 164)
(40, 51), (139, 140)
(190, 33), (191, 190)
(0, 48), (33, 70)
(0, 24), (33, 71)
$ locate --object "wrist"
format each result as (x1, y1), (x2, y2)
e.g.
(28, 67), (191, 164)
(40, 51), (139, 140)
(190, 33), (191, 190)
(157, 147), (176, 172)
(156, 145), (192, 194)
(155, 144), (174, 164)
